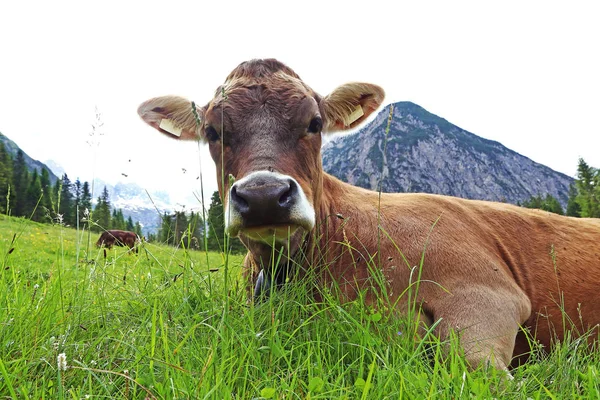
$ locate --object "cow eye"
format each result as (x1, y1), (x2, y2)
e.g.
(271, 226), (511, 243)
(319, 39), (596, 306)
(205, 126), (220, 142)
(307, 117), (323, 134)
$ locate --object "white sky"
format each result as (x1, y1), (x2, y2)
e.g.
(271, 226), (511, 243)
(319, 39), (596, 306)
(1, 1), (598, 209)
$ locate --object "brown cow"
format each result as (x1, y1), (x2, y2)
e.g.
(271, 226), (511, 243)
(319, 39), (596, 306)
(137, 59), (600, 371)
(96, 230), (140, 253)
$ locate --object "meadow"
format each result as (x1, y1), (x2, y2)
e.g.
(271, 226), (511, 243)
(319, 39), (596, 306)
(1, 213), (599, 399)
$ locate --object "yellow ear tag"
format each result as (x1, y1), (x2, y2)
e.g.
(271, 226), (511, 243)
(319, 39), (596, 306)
(159, 119), (183, 137)
(345, 105), (364, 126)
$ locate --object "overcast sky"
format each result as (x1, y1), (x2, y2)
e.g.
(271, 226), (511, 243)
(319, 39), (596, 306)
(1, 1), (598, 209)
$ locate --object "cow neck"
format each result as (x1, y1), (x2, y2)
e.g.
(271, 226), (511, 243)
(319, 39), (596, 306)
(305, 173), (352, 266)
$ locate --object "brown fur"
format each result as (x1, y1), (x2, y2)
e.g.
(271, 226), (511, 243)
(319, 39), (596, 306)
(96, 230), (140, 253)
(138, 59), (600, 371)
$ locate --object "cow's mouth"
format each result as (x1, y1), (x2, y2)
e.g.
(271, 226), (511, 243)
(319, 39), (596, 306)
(241, 224), (302, 244)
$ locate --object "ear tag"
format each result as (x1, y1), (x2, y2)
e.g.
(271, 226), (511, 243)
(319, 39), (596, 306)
(159, 119), (183, 137)
(345, 105), (364, 126)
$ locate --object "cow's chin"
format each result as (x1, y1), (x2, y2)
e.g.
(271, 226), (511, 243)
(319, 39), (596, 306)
(241, 224), (301, 245)
(238, 224), (307, 261)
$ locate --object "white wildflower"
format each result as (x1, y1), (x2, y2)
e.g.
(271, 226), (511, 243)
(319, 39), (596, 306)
(57, 352), (67, 371)
(34, 284), (40, 289)
(147, 272), (152, 280)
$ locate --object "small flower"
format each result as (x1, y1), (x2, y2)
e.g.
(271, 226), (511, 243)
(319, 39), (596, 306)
(34, 284), (40, 289)
(57, 352), (67, 371)
(147, 272), (152, 280)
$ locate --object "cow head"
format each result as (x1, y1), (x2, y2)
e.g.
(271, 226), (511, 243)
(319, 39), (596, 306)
(138, 59), (384, 264)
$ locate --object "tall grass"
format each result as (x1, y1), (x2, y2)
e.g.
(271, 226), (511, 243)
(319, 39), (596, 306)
(1, 209), (599, 398)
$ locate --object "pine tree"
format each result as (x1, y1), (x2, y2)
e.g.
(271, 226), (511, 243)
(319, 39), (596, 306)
(25, 170), (44, 221)
(521, 194), (564, 215)
(0, 142), (12, 214)
(187, 211), (204, 249)
(58, 174), (75, 225)
(72, 178), (82, 225)
(543, 194), (564, 215)
(173, 211), (189, 246)
(575, 158), (600, 218)
(93, 186), (111, 231)
(520, 195), (543, 210)
(80, 181), (93, 220)
(39, 168), (53, 221)
(159, 212), (174, 244)
(126, 216), (135, 232)
(206, 190), (245, 253)
(206, 191), (225, 252)
(11, 150), (28, 216)
(175, 211), (204, 249)
(52, 179), (60, 213)
(110, 209), (126, 230)
(134, 221), (143, 237)
(566, 183), (581, 217)
(117, 210), (126, 229)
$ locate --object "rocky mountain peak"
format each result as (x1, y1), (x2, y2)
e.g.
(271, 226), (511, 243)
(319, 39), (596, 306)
(322, 102), (573, 206)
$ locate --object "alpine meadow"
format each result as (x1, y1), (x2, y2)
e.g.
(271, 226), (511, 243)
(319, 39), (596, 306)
(1, 207), (600, 398)
(2, 73), (600, 400)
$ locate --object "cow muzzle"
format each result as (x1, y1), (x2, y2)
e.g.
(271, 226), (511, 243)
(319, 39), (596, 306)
(225, 171), (315, 242)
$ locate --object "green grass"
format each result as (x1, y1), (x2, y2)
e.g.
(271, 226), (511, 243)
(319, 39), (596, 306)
(1, 213), (599, 399)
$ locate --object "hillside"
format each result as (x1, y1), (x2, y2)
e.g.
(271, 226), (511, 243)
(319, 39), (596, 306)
(0, 132), (59, 184)
(0, 131), (174, 234)
(322, 102), (574, 206)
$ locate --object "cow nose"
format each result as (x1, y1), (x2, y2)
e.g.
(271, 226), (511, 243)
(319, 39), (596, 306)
(229, 174), (297, 226)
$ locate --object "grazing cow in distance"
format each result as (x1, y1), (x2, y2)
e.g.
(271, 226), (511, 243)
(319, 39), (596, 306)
(137, 58), (600, 371)
(96, 230), (140, 253)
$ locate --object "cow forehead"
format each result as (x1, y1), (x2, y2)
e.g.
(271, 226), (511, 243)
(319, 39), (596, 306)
(213, 73), (313, 110)
(206, 74), (319, 131)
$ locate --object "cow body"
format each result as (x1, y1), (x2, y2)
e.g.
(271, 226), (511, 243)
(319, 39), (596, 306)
(316, 177), (600, 367)
(138, 59), (600, 370)
(96, 230), (140, 253)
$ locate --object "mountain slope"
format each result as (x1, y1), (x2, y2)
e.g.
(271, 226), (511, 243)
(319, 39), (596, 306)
(0, 132), (59, 183)
(322, 102), (573, 206)
(1, 132), (175, 234)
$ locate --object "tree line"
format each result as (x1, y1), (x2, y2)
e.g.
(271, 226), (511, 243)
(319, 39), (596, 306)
(8, 138), (598, 253)
(521, 158), (599, 217)
(155, 190), (246, 254)
(0, 142), (241, 252)
(0, 144), (142, 235)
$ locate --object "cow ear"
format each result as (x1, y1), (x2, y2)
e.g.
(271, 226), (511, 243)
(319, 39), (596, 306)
(138, 96), (205, 141)
(320, 83), (385, 133)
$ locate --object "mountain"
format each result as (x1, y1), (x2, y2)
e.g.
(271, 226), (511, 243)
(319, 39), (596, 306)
(0, 132), (59, 184)
(43, 159), (66, 178)
(99, 180), (178, 235)
(322, 102), (573, 207)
